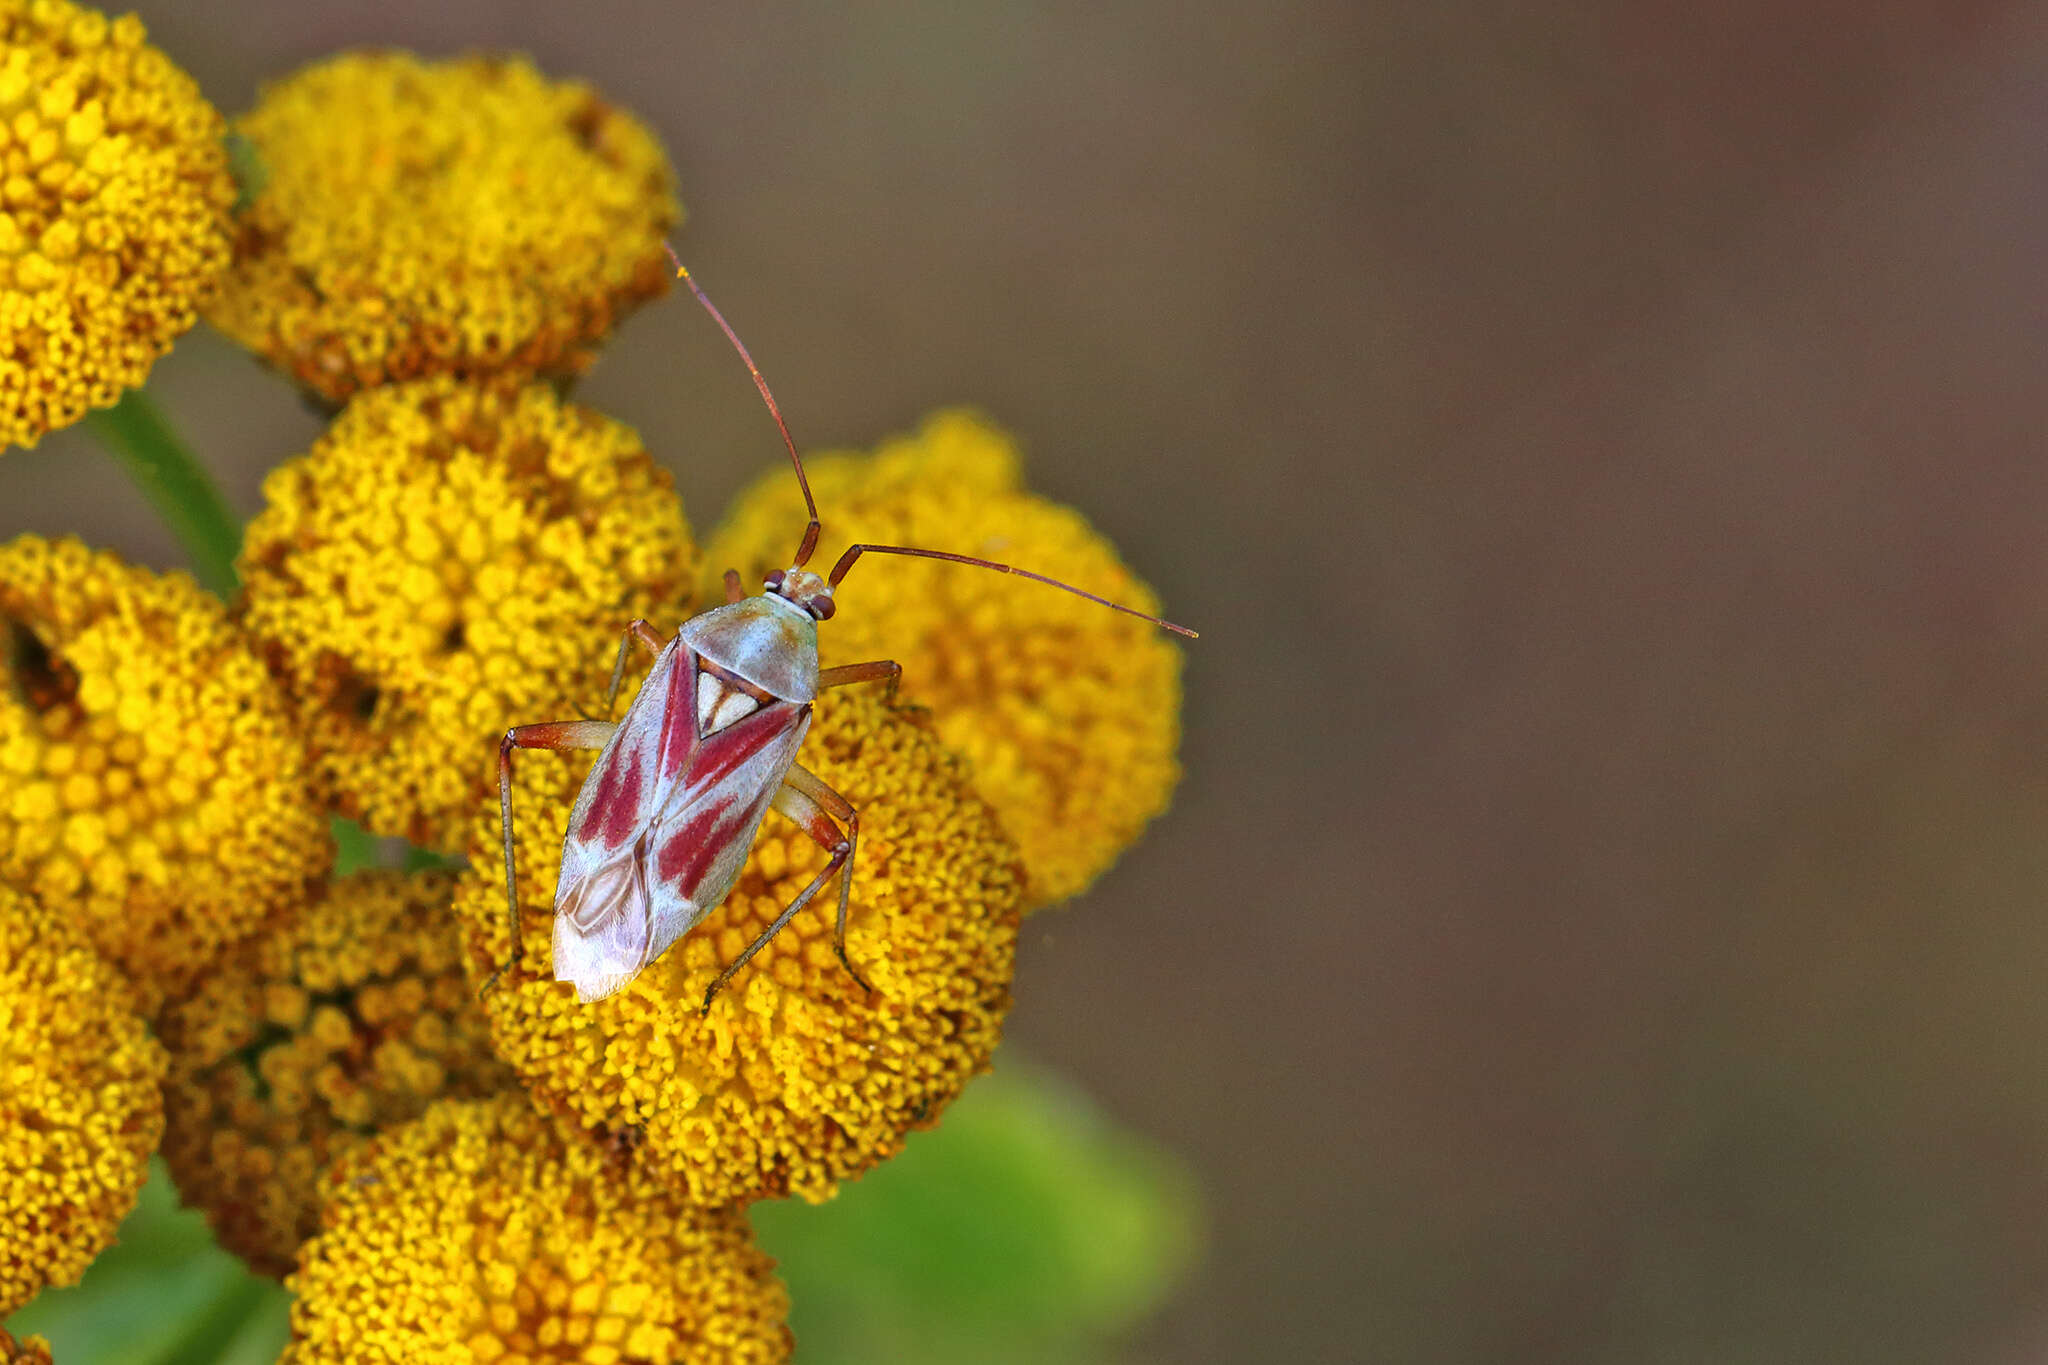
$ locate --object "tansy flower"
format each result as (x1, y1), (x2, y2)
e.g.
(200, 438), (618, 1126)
(0, 535), (331, 1012)
(0, 0), (233, 449)
(0, 884), (165, 1317)
(209, 50), (677, 404)
(706, 409), (1184, 907)
(286, 1095), (792, 1365)
(454, 685), (1022, 1206)
(157, 868), (518, 1277)
(0, 1329), (52, 1365)
(236, 377), (699, 851)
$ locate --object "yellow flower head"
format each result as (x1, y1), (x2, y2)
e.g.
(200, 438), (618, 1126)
(286, 1095), (791, 1365)
(0, 1328), (52, 1365)
(706, 409), (1184, 907)
(209, 50), (677, 403)
(157, 868), (518, 1277)
(0, 535), (331, 1012)
(0, 0), (233, 448)
(236, 377), (700, 851)
(0, 884), (165, 1317)
(454, 686), (1023, 1206)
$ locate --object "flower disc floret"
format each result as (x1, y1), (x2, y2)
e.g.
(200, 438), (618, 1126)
(707, 409), (1184, 906)
(286, 1095), (791, 1365)
(454, 686), (1023, 1206)
(237, 377), (699, 850)
(0, 535), (331, 1012)
(0, 0), (233, 448)
(158, 869), (517, 1276)
(0, 1328), (52, 1365)
(209, 50), (677, 402)
(0, 884), (165, 1316)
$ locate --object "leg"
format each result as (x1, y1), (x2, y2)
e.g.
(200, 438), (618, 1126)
(723, 568), (745, 604)
(602, 619), (667, 718)
(485, 719), (617, 996)
(818, 658), (901, 703)
(700, 763), (869, 1013)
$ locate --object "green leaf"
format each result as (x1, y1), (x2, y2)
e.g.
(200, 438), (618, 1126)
(753, 1059), (1202, 1365)
(6, 1161), (290, 1365)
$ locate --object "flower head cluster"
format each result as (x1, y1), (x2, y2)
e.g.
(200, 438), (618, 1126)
(157, 868), (518, 1276)
(286, 1096), (792, 1365)
(0, 1330), (51, 1365)
(209, 51), (677, 403)
(0, 535), (331, 1011)
(237, 377), (699, 850)
(707, 409), (1185, 906)
(455, 685), (1024, 1206)
(0, 883), (165, 1316)
(0, 0), (233, 448)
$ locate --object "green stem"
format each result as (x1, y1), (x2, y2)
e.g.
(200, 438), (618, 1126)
(86, 390), (240, 598)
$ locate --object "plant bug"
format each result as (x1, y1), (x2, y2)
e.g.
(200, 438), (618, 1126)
(489, 253), (1196, 1013)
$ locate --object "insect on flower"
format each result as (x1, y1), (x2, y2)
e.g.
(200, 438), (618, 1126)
(489, 252), (1196, 1012)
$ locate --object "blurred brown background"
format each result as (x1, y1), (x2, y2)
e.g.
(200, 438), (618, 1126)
(13, 0), (2048, 1360)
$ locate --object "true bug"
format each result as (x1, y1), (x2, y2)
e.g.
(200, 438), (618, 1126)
(489, 255), (1195, 1013)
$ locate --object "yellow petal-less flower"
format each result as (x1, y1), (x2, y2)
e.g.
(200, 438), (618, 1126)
(158, 869), (518, 1277)
(706, 409), (1184, 907)
(209, 50), (677, 403)
(454, 686), (1023, 1206)
(236, 377), (699, 851)
(0, 1328), (52, 1365)
(286, 1095), (792, 1365)
(0, 884), (165, 1317)
(0, 0), (233, 449)
(0, 536), (331, 1013)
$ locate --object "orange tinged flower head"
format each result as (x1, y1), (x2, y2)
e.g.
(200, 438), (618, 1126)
(285, 1096), (791, 1364)
(209, 50), (677, 402)
(453, 685), (1023, 1206)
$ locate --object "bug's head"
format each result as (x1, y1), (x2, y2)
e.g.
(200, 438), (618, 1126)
(763, 567), (836, 622)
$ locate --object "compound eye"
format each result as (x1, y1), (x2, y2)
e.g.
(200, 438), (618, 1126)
(763, 570), (785, 593)
(811, 596), (836, 621)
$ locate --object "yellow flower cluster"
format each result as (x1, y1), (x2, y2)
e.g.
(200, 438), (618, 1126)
(0, 1328), (51, 1365)
(456, 685), (1023, 1205)
(237, 377), (699, 850)
(0, 0), (233, 448)
(0, 884), (164, 1317)
(209, 51), (677, 403)
(157, 869), (517, 1277)
(286, 1096), (792, 1365)
(0, 535), (331, 1011)
(708, 409), (1185, 906)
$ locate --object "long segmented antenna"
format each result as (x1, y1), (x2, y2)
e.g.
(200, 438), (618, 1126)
(665, 242), (821, 567)
(829, 543), (1198, 637)
(669, 243), (1197, 640)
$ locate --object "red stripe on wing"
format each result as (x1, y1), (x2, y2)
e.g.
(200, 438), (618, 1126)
(690, 702), (810, 790)
(578, 745), (648, 848)
(656, 796), (739, 892)
(659, 651), (699, 781)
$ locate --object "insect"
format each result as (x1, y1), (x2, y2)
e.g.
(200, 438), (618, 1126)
(489, 254), (1195, 1013)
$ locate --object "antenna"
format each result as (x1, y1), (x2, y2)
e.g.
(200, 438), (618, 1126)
(668, 244), (1197, 640)
(665, 243), (820, 567)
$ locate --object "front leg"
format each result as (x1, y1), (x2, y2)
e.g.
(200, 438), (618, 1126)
(486, 719), (617, 996)
(818, 658), (901, 703)
(700, 762), (869, 1013)
(601, 619), (668, 719)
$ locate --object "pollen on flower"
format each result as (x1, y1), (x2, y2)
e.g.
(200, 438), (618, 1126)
(453, 685), (1023, 1206)
(707, 408), (1185, 907)
(208, 50), (677, 403)
(0, 535), (331, 1013)
(284, 1096), (791, 1364)
(157, 869), (517, 1277)
(0, 883), (165, 1317)
(236, 377), (699, 851)
(0, 0), (234, 449)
